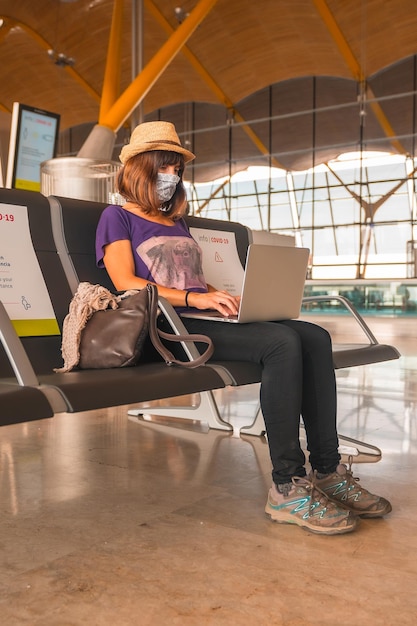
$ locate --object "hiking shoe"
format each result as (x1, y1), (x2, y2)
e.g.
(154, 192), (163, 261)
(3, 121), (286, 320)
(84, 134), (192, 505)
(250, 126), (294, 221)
(312, 459), (392, 518)
(265, 476), (358, 535)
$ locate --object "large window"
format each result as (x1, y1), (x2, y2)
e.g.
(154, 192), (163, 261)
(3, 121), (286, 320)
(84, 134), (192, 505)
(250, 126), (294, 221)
(186, 153), (417, 279)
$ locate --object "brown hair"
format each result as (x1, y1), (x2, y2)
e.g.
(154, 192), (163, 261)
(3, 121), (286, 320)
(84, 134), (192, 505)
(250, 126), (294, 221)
(117, 150), (188, 219)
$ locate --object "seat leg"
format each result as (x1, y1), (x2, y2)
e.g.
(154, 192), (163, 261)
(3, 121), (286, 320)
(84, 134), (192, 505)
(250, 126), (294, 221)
(238, 406), (266, 436)
(239, 409), (382, 462)
(337, 433), (381, 462)
(127, 390), (233, 432)
(127, 392), (382, 463)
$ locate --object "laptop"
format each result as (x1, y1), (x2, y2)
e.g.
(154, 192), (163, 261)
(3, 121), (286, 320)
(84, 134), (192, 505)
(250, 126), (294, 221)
(181, 244), (310, 323)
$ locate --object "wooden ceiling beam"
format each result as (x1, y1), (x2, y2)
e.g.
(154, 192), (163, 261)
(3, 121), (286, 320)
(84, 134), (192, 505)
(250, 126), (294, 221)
(99, 0), (124, 121)
(99, 0), (219, 132)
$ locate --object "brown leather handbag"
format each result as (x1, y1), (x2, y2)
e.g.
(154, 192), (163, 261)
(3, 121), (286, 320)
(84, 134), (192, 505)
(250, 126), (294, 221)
(64, 283), (213, 370)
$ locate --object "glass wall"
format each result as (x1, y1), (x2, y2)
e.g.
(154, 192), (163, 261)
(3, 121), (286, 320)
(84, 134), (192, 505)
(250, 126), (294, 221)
(186, 152), (417, 280)
(137, 56), (417, 281)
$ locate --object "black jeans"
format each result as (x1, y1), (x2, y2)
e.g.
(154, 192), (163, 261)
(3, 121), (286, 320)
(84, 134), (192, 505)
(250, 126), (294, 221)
(180, 317), (341, 485)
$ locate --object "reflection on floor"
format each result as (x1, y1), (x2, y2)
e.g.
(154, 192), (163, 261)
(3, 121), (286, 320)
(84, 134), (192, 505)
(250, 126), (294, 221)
(0, 335), (416, 624)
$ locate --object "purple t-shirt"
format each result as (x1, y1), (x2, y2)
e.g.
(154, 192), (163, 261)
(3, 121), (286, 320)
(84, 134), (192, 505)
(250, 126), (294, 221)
(96, 205), (208, 292)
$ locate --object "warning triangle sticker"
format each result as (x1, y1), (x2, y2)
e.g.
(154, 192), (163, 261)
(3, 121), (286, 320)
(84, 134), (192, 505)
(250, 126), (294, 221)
(215, 252), (224, 262)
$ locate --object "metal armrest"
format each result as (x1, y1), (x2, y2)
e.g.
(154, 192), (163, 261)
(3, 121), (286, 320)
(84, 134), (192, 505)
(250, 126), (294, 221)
(157, 297), (205, 361)
(0, 301), (40, 386)
(156, 297), (234, 387)
(302, 295), (379, 345)
(0, 301), (81, 413)
(128, 296), (233, 431)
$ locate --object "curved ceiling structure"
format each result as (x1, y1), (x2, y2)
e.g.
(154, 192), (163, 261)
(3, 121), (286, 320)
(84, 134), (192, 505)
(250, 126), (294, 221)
(1, 0), (417, 180)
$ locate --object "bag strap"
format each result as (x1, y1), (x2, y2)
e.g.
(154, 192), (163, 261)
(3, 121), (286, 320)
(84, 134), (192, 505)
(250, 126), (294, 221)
(146, 284), (214, 369)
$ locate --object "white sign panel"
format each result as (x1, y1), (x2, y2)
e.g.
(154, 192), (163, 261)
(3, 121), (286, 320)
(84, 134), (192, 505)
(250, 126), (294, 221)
(0, 202), (59, 336)
(190, 227), (245, 295)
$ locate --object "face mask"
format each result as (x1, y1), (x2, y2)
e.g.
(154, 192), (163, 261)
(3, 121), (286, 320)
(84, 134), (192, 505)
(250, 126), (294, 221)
(156, 173), (180, 204)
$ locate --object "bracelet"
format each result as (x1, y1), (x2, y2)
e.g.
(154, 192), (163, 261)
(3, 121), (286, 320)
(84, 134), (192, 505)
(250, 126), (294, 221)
(185, 290), (191, 307)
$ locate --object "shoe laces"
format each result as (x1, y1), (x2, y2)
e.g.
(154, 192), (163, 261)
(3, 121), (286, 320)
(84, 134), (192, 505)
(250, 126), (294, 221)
(292, 474), (339, 516)
(316, 456), (363, 503)
(341, 455), (362, 495)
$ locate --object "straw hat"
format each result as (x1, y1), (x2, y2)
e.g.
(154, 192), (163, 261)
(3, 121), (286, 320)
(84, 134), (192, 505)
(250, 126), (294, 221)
(119, 121), (195, 164)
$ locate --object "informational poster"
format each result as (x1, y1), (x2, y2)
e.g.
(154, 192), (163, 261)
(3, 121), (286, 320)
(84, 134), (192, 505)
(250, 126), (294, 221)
(0, 202), (59, 336)
(190, 227), (245, 295)
(6, 102), (60, 192)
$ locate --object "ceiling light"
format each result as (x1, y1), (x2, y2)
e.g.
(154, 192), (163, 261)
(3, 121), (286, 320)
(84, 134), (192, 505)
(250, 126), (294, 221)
(47, 49), (75, 67)
(174, 7), (189, 24)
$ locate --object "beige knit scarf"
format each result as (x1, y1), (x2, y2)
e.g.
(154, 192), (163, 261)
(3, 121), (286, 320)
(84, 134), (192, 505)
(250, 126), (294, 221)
(55, 282), (121, 373)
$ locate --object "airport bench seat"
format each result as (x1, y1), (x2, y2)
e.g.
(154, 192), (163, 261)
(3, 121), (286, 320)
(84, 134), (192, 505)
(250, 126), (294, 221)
(0, 189), (401, 461)
(48, 193), (400, 458)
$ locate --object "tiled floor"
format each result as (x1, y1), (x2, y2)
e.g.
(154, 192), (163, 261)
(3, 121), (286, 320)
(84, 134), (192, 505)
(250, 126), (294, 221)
(0, 320), (416, 625)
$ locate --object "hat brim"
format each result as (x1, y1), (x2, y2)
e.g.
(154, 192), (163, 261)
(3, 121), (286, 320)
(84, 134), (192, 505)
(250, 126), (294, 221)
(120, 141), (195, 165)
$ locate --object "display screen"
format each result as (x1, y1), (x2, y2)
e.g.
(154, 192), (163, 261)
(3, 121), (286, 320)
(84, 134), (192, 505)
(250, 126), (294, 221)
(6, 102), (60, 191)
